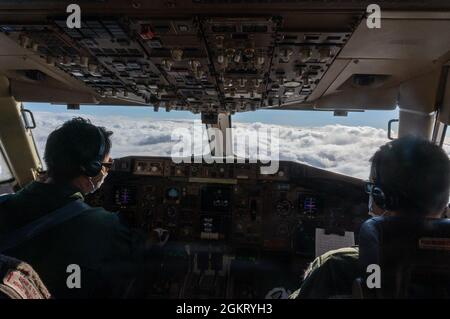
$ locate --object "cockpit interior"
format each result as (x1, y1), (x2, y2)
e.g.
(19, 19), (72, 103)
(0, 1), (449, 300)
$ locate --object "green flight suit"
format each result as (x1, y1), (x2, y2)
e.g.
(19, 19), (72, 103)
(290, 247), (360, 299)
(0, 181), (148, 298)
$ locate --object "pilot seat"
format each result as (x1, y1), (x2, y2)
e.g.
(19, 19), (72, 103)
(353, 216), (450, 298)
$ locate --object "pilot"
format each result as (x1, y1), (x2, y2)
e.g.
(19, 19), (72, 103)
(0, 117), (150, 298)
(290, 136), (450, 299)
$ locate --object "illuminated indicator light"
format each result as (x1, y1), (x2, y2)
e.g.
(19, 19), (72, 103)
(140, 25), (155, 40)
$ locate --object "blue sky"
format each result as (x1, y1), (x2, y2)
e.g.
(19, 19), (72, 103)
(25, 102), (399, 129)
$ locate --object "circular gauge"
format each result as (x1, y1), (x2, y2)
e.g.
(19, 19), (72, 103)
(276, 199), (292, 217)
(166, 206), (177, 218)
(166, 187), (180, 200)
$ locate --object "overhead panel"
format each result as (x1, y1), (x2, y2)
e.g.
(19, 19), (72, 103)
(129, 18), (219, 113)
(0, 15), (355, 114)
(268, 30), (350, 108)
(201, 17), (277, 113)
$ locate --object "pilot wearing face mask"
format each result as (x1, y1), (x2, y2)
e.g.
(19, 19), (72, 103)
(0, 118), (149, 298)
(290, 136), (450, 299)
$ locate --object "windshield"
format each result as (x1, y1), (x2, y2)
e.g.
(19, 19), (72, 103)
(445, 128), (450, 154)
(27, 102), (404, 180)
(0, 145), (13, 183)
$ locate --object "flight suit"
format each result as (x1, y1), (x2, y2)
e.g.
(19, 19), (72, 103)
(0, 181), (148, 298)
(290, 247), (360, 299)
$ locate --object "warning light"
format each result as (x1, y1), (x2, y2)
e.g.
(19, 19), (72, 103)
(140, 25), (155, 40)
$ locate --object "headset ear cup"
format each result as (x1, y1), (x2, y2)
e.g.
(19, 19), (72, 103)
(82, 161), (102, 177)
(80, 127), (106, 178)
(90, 161), (102, 177)
(372, 187), (386, 210)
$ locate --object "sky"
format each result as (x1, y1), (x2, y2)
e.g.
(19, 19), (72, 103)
(1, 102), (448, 182)
(25, 102), (399, 129)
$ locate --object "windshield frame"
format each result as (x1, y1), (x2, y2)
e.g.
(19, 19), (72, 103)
(0, 140), (14, 184)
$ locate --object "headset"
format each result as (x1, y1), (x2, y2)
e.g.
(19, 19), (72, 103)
(368, 154), (401, 211)
(80, 127), (106, 177)
(367, 140), (449, 217)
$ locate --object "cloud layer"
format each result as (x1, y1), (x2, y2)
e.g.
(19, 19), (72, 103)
(30, 111), (450, 180)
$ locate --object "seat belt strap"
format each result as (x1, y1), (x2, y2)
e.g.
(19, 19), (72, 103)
(0, 199), (91, 253)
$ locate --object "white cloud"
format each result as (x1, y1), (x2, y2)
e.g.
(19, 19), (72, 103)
(232, 122), (390, 178)
(0, 151), (13, 181)
(30, 111), (449, 180)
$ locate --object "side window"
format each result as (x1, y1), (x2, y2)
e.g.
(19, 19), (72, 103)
(0, 144), (13, 183)
(445, 126), (450, 156)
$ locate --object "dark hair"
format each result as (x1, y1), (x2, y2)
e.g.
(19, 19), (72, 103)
(44, 117), (113, 183)
(370, 136), (450, 217)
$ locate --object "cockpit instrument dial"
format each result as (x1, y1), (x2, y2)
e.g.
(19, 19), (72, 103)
(275, 199), (292, 217)
(166, 187), (180, 200)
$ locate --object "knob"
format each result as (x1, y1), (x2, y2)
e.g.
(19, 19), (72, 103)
(257, 55), (265, 66)
(215, 35), (224, 48)
(171, 49), (183, 61)
(161, 59), (173, 71)
(280, 48), (293, 62)
(233, 51), (242, 63)
(299, 47), (312, 62)
(244, 48), (254, 58)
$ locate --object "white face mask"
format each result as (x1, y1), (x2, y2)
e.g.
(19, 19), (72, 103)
(88, 171), (108, 194)
(368, 194), (376, 217)
(368, 194), (388, 217)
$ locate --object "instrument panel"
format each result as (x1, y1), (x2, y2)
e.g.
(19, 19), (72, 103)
(88, 156), (368, 255)
(88, 157), (367, 298)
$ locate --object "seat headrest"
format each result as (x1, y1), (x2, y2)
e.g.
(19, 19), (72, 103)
(358, 217), (450, 271)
